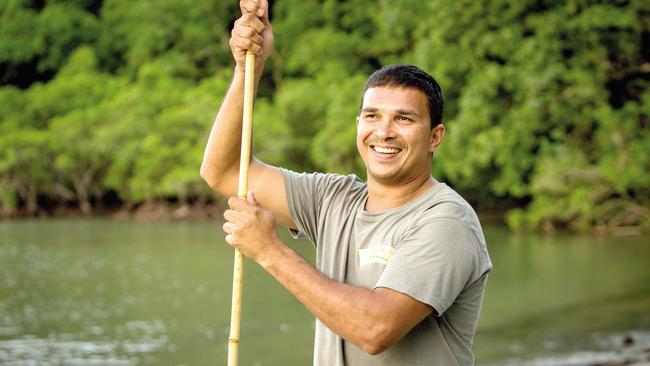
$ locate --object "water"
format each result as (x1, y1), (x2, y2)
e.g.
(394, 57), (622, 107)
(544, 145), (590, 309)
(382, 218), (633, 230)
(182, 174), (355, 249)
(0, 219), (648, 365)
(474, 229), (650, 365)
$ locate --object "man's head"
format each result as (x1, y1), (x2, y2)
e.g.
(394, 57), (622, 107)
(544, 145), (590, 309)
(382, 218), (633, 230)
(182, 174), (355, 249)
(356, 65), (446, 186)
(362, 64), (444, 129)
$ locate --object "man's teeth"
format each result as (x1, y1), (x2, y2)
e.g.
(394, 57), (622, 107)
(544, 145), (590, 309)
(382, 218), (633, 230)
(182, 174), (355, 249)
(373, 146), (401, 154)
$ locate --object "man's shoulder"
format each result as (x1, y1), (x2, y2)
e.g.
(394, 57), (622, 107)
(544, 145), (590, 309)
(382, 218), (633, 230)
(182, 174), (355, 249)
(420, 183), (475, 219)
(414, 183), (486, 243)
(415, 183), (492, 273)
(281, 168), (367, 196)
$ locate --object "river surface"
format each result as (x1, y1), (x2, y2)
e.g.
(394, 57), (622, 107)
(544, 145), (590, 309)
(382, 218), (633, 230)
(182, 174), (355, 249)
(0, 219), (649, 365)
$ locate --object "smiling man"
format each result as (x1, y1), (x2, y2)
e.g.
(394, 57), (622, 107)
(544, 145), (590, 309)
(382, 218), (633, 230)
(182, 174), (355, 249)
(200, 1), (492, 365)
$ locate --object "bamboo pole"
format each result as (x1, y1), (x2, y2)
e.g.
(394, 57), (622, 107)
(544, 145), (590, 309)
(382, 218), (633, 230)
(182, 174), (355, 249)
(227, 49), (255, 366)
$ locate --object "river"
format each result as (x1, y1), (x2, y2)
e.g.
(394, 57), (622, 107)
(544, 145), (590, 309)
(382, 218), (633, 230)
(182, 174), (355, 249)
(1, 219), (649, 365)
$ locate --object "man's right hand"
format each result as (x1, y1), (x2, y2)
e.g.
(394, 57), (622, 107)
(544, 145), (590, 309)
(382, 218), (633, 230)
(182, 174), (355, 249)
(230, 0), (273, 72)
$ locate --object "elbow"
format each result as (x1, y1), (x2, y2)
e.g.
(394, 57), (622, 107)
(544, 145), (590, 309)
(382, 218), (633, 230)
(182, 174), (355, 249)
(362, 343), (387, 356)
(200, 164), (224, 194)
(199, 164), (213, 186)
(200, 163), (238, 197)
(359, 322), (394, 356)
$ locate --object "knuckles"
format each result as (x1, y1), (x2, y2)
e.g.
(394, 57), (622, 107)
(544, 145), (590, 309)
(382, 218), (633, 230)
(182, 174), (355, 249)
(237, 14), (264, 31)
(242, 27), (255, 37)
(222, 197), (273, 235)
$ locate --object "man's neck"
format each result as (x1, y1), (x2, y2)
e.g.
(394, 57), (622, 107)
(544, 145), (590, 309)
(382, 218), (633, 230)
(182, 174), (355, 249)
(365, 175), (437, 213)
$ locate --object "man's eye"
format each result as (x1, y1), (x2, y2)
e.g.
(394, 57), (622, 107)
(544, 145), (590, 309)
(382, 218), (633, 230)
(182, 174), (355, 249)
(364, 113), (377, 119)
(396, 116), (412, 122)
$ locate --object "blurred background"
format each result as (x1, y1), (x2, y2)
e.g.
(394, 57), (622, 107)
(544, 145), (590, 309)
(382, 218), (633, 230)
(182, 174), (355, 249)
(0, 0), (648, 365)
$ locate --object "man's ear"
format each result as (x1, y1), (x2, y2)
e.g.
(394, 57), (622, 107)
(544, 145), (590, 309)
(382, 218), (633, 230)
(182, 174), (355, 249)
(429, 124), (446, 153)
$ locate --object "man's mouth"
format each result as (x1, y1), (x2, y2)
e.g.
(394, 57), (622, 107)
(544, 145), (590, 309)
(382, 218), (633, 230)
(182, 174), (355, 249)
(370, 144), (403, 155)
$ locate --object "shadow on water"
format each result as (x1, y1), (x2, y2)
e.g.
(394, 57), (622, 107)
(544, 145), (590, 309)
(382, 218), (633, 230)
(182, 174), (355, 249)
(0, 219), (648, 365)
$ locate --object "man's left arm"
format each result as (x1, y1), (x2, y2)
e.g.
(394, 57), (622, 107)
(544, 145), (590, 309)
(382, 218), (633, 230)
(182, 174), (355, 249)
(223, 193), (433, 355)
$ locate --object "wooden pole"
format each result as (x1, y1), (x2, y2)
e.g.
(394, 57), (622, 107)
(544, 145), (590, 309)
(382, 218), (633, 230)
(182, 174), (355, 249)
(228, 50), (255, 366)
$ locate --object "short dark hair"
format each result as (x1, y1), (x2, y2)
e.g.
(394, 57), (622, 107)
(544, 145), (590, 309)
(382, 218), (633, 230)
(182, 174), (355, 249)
(361, 64), (444, 128)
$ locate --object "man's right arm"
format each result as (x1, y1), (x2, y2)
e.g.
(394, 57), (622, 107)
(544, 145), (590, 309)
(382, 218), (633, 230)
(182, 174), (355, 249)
(200, 0), (296, 229)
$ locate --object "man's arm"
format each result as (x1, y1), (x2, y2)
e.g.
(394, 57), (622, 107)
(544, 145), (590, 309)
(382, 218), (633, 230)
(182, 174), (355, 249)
(200, 0), (295, 229)
(213, 1), (433, 354)
(223, 194), (434, 355)
(264, 242), (434, 355)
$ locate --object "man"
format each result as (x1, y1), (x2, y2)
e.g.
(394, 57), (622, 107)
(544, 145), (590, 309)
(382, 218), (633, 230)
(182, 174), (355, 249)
(200, 1), (492, 365)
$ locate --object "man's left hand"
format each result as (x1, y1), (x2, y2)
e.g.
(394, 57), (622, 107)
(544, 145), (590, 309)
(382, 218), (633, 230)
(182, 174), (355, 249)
(223, 190), (279, 263)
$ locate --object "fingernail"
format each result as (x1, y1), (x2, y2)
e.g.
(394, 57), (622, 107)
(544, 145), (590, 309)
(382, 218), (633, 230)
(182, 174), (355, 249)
(257, 8), (264, 16)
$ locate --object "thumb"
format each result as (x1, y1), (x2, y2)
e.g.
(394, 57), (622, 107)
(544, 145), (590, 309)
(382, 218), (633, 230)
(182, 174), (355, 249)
(259, 0), (270, 26)
(247, 190), (260, 206)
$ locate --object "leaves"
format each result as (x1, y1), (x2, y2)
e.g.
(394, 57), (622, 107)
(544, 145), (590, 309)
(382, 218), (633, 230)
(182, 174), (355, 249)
(0, 0), (647, 232)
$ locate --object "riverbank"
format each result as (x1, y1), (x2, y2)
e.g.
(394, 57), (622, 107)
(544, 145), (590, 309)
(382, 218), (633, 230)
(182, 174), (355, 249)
(0, 201), (225, 221)
(3, 202), (646, 237)
(4, 200), (508, 223)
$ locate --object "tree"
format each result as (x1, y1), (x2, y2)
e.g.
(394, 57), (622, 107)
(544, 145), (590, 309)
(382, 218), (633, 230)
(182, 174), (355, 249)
(0, 0), (647, 232)
(0, 128), (53, 214)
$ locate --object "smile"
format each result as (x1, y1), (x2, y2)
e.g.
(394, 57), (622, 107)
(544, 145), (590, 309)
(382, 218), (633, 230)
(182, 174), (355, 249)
(370, 145), (403, 155)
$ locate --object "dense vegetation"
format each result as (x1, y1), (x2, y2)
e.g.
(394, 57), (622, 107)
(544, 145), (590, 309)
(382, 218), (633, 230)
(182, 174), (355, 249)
(1, 0), (648, 233)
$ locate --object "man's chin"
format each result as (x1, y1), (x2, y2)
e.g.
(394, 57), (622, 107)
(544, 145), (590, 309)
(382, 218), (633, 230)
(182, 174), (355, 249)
(367, 169), (403, 184)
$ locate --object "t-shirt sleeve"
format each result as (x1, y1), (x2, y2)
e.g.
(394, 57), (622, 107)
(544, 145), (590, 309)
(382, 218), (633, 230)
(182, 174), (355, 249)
(281, 169), (363, 246)
(375, 216), (480, 316)
(281, 169), (322, 243)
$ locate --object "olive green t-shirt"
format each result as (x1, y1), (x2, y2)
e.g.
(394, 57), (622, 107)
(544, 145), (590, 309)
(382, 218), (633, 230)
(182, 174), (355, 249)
(282, 169), (492, 366)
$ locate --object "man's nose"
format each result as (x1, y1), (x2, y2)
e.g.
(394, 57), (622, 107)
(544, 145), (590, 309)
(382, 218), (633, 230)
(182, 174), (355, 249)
(374, 118), (396, 138)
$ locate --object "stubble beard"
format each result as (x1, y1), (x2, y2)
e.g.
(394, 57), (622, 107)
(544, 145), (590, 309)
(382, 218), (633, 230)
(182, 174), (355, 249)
(366, 162), (408, 185)
(365, 154), (433, 187)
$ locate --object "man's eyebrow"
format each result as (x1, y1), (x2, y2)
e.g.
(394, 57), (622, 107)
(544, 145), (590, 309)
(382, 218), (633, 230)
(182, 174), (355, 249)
(361, 107), (420, 117)
(395, 109), (420, 117)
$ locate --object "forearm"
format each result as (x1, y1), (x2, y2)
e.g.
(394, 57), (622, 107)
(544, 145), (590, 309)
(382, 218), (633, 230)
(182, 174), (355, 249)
(223, 194), (430, 353)
(259, 240), (398, 354)
(200, 66), (263, 195)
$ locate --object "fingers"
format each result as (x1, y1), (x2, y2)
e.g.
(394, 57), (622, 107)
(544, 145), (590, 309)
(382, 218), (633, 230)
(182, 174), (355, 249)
(231, 14), (265, 56)
(234, 25), (263, 46)
(223, 221), (236, 235)
(222, 196), (256, 247)
(240, 0), (265, 17)
(230, 38), (261, 57)
(232, 28), (263, 56)
(230, 38), (261, 58)
(240, 0), (270, 28)
(235, 13), (265, 34)
(225, 233), (236, 246)
(223, 214), (245, 247)
(223, 208), (244, 224)
(258, 0), (270, 26)
(227, 196), (258, 213)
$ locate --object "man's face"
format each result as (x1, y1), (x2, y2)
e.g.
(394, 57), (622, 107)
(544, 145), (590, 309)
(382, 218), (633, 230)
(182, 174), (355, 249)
(356, 86), (443, 186)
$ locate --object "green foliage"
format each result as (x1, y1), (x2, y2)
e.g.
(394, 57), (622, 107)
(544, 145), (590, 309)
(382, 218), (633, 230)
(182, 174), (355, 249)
(0, 0), (98, 82)
(0, 128), (53, 214)
(96, 0), (234, 78)
(0, 0), (648, 233)
(0, 2), (42, 65)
